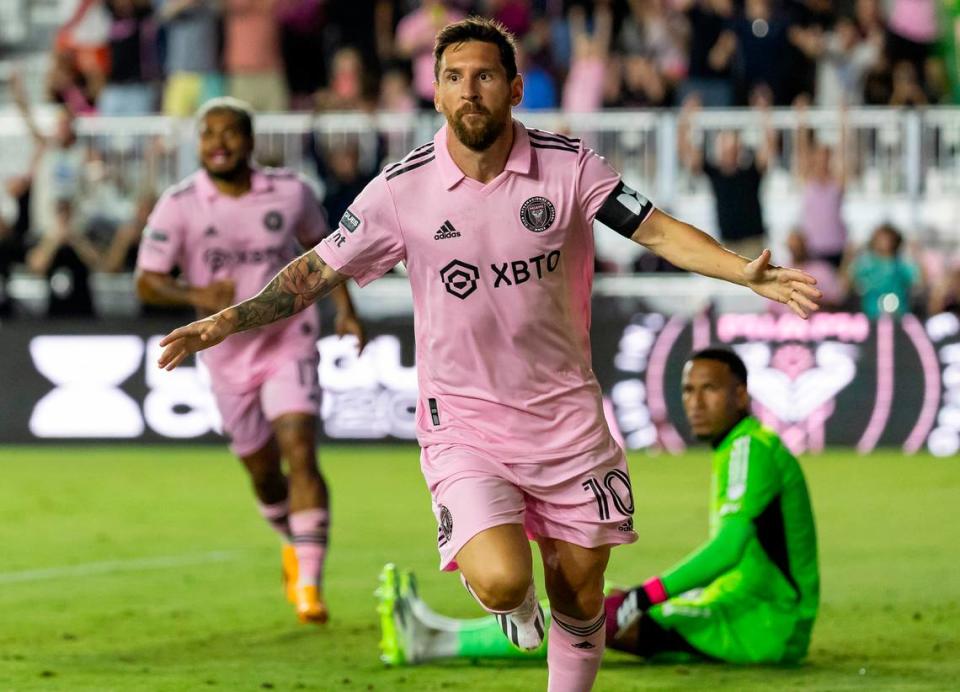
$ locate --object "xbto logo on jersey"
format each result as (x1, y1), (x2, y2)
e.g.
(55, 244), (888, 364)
(519, 196), (556, 233)
(434, 220), (461, 240)
(440, 259), (480, 299)
(493, 250), (561, 287)
(439, 252), (562, 298)
(203, 246), (287, 272)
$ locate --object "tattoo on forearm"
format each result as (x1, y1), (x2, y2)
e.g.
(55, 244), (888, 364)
(232, 252), (330, 333)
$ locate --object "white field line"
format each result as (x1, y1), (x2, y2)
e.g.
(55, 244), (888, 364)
(0, 550), (242, 584)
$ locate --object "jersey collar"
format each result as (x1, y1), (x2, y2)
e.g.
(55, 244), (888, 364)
(196, 166), (273, 200)
(435, 119), (532, 190)
(713, 415), (759, 451)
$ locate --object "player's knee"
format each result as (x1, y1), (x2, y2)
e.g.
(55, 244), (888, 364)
(546, 571), (605, 618)
(470, 569), (530, 612)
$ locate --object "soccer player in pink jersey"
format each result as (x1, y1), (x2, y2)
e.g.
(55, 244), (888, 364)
(135, 98), (365, 624)
(156, 20), (820, 690)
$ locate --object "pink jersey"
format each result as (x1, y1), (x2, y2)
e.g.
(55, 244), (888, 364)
(316, 122), (654, 459)
(138, 167), (329, 391)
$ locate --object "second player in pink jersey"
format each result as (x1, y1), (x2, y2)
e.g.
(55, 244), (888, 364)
(136, 98), (365, 625)
(156, 20), (821, 691)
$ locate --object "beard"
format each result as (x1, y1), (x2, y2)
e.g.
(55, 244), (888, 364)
(203, 158), (249, 183)
(447, 104), (508, 152)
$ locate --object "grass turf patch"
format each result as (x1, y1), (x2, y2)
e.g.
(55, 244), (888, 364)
(0, 445), (956, 690)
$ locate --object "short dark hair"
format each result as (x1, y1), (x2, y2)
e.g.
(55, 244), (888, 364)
(196, 97), (254, 139)
(873, 222), (904, 253)
(689, 348), (748, 385)
(434, 17), (519, 82)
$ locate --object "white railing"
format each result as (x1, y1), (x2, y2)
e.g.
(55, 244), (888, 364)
(0, 106), (958, 266)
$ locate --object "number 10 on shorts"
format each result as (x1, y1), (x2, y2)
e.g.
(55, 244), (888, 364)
(582, 470), (635, 520)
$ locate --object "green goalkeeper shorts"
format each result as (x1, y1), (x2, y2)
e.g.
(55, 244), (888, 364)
(647, 573), (814, 664)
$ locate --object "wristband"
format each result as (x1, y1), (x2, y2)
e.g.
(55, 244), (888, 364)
(642, 576), (668, 605)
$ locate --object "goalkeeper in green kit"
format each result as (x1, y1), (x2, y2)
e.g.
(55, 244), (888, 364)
(378, 348), (819, 666)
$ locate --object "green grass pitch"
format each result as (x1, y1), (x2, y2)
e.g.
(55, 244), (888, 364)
(0, 445), (957, 691)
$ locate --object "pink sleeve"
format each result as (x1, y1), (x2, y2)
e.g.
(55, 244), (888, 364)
(577, 147), (623, 225)
(294, 178), (330, 247)
(314, 175), (405, 287)
(135, 192), (185, 274)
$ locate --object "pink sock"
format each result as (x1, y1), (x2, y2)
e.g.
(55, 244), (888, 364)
(547, 609), (606, 692)
(257, 499), (290, 539)
(289, 509), (329, 589)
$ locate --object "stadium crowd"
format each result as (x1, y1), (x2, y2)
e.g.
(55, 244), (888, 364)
(0, 0), (959, 319)
(34, 0), (960, 115)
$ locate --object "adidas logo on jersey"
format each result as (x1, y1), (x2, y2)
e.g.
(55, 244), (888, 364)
(572, 641), (595, 649)
(434, 220), (461, 240)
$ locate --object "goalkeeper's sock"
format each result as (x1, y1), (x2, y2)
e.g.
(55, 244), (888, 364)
(455, 610), (548, 659)
(402, 591), (548, 661)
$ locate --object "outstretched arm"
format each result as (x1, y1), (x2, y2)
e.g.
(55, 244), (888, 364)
(157, 250), (347, 370)
(625, 518), (755, 615)
(630, 210), (822, 317)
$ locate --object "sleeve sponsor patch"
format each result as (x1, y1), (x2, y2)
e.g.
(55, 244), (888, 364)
(340, 209), (361, 233)
(596, 180), (654, 238)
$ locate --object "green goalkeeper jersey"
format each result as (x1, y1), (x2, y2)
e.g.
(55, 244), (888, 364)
(661, 416), (820, 622)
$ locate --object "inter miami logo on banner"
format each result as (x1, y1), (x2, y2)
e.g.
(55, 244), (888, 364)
(520, 196), (556, 233)
(440, 259), (480, 300)
(263, 210), (284, 232)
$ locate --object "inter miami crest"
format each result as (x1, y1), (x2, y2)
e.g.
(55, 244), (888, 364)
(520, 196), (556, 233)
(439, 505), (453, 543)
(263, 210), (284, 232)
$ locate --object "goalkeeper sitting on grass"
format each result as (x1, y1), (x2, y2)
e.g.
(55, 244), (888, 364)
(378, 348), (820, 666)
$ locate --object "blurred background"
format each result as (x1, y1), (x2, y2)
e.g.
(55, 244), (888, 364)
(0, 0), (957, 455)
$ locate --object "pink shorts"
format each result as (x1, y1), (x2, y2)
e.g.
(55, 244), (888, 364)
(210, 354), (320, 457)
(421, 439), (639, 571)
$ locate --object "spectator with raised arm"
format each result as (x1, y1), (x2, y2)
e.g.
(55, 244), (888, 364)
(677, 93), (774, 258)
(10, 71), (87, 244)
(794, 98), (849, 267)
(396, 0), (466, 109)
(814, 15), (882, 107)
(675, 0), (737, 106)
(562, 1), (613, 113)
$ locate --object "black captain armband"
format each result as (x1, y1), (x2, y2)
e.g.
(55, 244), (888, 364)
(596, 180), (655, 238)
